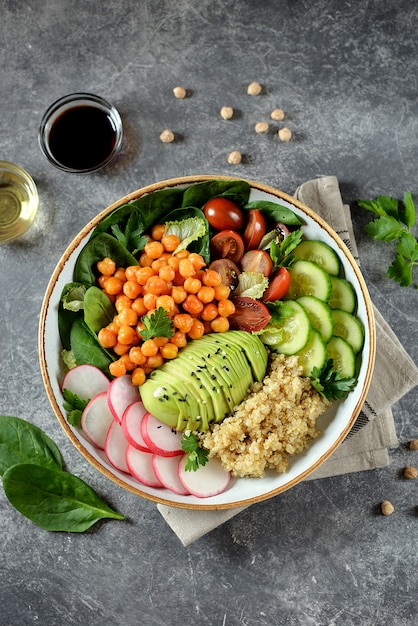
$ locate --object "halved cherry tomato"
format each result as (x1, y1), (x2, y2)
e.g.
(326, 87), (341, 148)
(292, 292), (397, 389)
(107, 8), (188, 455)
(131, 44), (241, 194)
(210, 230), (244, 264)
(203, 197), (244, 231)
(243, 209), (266, 250)
(209, 258), (241, 290)
(263, 267), (291, 301)
(228, 297), (271, 332)
(240, 250), (273, 277)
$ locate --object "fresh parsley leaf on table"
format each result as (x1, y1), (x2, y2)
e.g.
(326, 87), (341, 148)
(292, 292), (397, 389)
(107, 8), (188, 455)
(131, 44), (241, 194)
(357, 192), (418, 288)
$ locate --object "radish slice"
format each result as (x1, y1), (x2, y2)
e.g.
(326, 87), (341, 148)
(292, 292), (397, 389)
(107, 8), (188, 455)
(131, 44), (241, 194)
(126, 445), (162, 488)
(178, 456), (231, 498)
(140, 412), (183, 457)
(104, 421), (129, 473)
(61, 364), (110, 400)
(81, 391), (114, 449)
(107, 375), (141, 423)
(152, 454), (190, 495)
(121, 401), (150, 452)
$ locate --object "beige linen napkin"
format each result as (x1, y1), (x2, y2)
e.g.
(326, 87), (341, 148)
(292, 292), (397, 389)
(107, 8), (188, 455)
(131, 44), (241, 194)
(158, 176), (418, 546)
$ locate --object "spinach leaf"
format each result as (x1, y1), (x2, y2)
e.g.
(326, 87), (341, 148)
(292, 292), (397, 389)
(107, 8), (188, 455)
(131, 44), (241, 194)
(70, 317), (114, 373)
(58, 282), (86, 351)
(0, 416), (63, 476)
(244, 200), (303, 225)
(83, 286), (115, 334)
(3, 464), (124, 532)
(181, 179), (251, 209)
(91, 188), (184, 241)
(74, 232), (138, 286)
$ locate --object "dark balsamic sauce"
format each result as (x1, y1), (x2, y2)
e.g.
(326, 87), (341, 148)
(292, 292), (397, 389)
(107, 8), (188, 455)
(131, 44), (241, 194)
(48, 106), (117, 170)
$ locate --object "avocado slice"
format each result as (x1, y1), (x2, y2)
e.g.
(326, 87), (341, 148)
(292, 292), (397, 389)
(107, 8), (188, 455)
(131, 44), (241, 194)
(139, 331), (269, 431)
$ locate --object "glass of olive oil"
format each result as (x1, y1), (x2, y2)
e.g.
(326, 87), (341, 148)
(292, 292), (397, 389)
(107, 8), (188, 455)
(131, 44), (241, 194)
(38, 93), (123, 173)
(0, 162), (39, 244)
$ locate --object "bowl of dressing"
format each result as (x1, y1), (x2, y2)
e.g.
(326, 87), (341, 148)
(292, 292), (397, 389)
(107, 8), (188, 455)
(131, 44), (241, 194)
(38, 93), (123, 173)
(0, 161), (39, 244)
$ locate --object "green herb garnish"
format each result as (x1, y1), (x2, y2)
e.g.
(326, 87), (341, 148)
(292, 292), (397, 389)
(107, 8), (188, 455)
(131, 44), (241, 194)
(358, 192), (418, 287)
(269, 228), (303, 268)
(139, 306), (175, 341)
(181, 432), (209, 471)
(310, 359), (357, 401)
(62, 388), (89, 427)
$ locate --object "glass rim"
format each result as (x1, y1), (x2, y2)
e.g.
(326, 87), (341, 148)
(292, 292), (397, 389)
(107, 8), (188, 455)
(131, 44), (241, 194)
(38, 92), (123, 173)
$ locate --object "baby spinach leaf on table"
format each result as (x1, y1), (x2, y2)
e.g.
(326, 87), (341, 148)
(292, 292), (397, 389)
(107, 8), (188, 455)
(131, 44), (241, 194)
(58, 282), (87, 351)
(83, 286), (115, 334)
(70, 317), (114, 373)
(0, 416), (63, 476)
(244, 200), (302, 226)
(74, 232), (138, 286)
(2, 464), (124, 532)
(181, 179), (250, 209)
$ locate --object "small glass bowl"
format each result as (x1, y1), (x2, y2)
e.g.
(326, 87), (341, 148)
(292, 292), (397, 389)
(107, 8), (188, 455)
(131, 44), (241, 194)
(38, 93), (123, 173)
(0, 161), (39, 244)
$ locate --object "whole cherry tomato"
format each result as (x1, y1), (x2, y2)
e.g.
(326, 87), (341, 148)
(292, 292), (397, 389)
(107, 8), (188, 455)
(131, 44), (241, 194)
(228, 297), (271, 332)
(208, 258), (241, 290)
(240, 250), (273, 277)
(203, 197), (244, 231)
(210, 230), (245, 264)
(263, 267), (291, 301)
(243, 209), (266, 250)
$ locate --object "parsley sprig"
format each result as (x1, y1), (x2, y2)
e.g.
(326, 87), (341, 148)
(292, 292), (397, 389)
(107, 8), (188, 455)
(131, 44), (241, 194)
(62, 389), (89, 427)
(139, 307), (174, 341)
(181, 432), (209, 471)
(310, 360), (357, 401)
(358, 192), (418, 288)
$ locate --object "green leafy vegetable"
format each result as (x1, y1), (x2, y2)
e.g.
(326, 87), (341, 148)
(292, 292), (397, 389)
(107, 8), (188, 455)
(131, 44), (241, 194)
(310, 359), (357, 401)
(2, 464), (124, 532)
(139, 307), (174, 341)
(0, 416), (63, 476)
(244, 200), (302, 225)
(74, 232), (138, 286)
(70, 318), (115, 373)
(358, 192), (417, 287)
(265, 300), (295, 323)
(181, 432), (209, 471)
(0, 416), (124, 531)
(62, 389), (89, 427)
(164, 216), (207, 253)
(269, 228), (303, 268)
(83, 286), (115, 334)
(234, 272), (268, 298)
(61, 284), (87, 312)
(181, 179), (251, 209)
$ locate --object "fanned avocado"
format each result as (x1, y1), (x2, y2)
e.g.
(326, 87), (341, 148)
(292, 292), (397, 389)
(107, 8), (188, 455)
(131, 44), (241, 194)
(139, 331), (268, 431)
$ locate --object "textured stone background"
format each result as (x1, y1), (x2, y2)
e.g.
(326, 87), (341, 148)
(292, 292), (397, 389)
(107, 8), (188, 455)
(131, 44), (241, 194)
(1, 1), (417, 624)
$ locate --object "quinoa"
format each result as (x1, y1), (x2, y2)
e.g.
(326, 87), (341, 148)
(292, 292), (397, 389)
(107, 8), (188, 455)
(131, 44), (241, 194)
(201, 353), (329, 478)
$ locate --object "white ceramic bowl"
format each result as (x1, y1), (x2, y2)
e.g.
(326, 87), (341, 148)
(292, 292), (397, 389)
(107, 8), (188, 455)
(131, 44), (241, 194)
(39, 175), (375, 510)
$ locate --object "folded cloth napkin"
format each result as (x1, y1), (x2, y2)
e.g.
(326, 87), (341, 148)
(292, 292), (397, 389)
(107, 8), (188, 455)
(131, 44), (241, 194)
(158, 176), (418, 546)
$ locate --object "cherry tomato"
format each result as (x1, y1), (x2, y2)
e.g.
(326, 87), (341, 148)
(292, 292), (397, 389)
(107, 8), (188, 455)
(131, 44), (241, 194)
(243, 209), (266, 250)
(240, 250), (273, 277)
(210, 230), (245, 264)
(263, 267), (291, 302)
(228, 297), (271, 332)
(209, 258), (241, 290)
(203, 197), (244, 231)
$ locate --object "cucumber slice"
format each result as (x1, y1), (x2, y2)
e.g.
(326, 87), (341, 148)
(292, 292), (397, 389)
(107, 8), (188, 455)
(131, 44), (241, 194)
(297, 295), (334, 343)
(328, 276), (357, 313)
(262, 300), (311, 355)
(293, 240), (341, 276)
(331, 309), (364, 354)
(327, 336), (356, 378)
(286, 259), (332, 302)
(295, 329), (327, 377)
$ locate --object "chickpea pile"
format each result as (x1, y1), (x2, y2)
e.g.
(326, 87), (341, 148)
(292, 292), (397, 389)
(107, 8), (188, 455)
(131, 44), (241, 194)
(96, 224), (236, 386)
